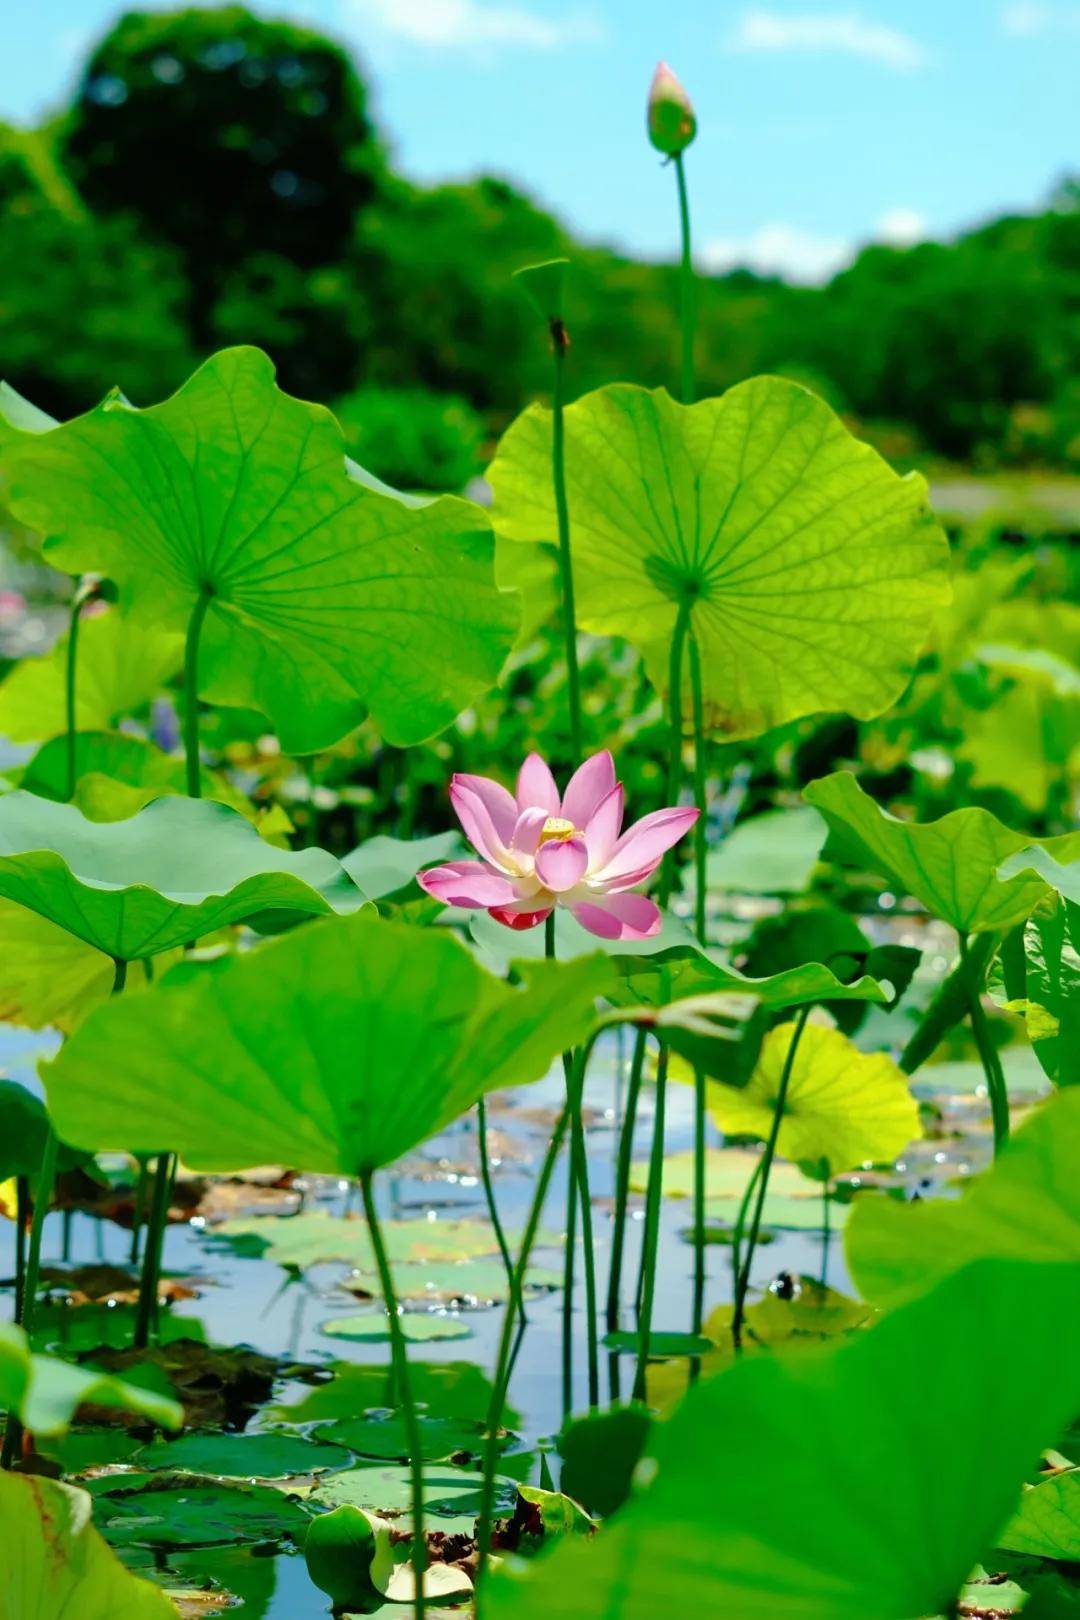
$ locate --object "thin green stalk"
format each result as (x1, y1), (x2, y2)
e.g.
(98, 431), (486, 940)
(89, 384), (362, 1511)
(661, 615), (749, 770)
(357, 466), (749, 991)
(658, 600), (692, 907)
(361, 1172), (426, 1620)
(674, 151), (696, 404)
(545, 913), (591, 1416)
(3, 1128), (60, 1467)
(129, 1156), (151, 1268)
(13, 1179), (28, 1320)
(687, 631), (708, 942)
(605, 1028), (647, 1332)
(476, 1097), (523, 1340)
(732, 1007), (813, 1348)
(632, 1037), (668, 1402)
(133, 1154), (173, 1351)
(729, 1153), (762, 1307)
(820, 1174), (832, 1289)
(112, 957), (127, 995)
(568, 1054), (600, 1410)
(551, 327), (582, 764)
(561, 1132), (576, 1424)
(899, 931), (997, 1075)
(64, 591), (82, 801)
(960, 933), (1010, 1154)
(477, 1097), (574, 1592)
(691, 1065), (707, 1348)
(183, 587), (214, 800)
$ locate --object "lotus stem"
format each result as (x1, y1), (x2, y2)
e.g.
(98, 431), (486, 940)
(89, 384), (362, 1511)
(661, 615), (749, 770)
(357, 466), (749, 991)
(476, 1093), (575, 1594)
(632, 1036), (668, 1402)
(899, 931), (997, 1075)
(674, 151), (696, 405)
(959, 933), (1010, 1154)
(658, 599), (692, 906)
(476, 1097), (524, 1340)
(133, 1153), (173, 1351)
(64, 590), (82, 801)
(183, 586), (214, 800)
(732, 1006), (813, 1348)
(361, 1170), (426, 1620)
(13, 1178), (28, 1321)
(568, 1052), (600, 1410)
(550, 321), (583, 765)
(730, 1152), (763, 1305)
(129, 1155), (150, 1268)
(820, 1173), (832, 1288)
(605, 1027), (647, 1336)
(2, 1127), (60, 1468)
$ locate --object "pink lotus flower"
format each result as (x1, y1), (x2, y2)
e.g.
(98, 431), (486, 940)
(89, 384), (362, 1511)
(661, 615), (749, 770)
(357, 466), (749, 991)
(418, 751), (698, 942)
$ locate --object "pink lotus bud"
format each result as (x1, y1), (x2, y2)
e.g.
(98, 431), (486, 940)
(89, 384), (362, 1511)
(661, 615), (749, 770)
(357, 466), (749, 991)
(647, 62), (696, 156)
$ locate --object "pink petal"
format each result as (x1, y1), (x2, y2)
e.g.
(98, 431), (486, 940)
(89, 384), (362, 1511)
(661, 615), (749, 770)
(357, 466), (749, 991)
(488, 902), (553, 931)
(450, 781), (512, 868)
(561, 751), (616, 830)
(596, 806), (699, 886)
(571, 893), (662, 942)
(516, 753), (561, 815)
(418, 862), (518, 909)
(450, 772), (517, 844)
(511, 806), (549, 856)
(584, 784), (624, 870)
(535, 835), (589, 893)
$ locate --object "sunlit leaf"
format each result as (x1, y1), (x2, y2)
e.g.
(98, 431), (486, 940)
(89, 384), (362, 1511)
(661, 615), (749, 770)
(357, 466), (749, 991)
(485, 1260), (1080, 1620)
(804, 770), (1080, 932)
(21, 732), (252, 821)
(998, 1471), (1080, 1561)
(311, 1462), (514, 1535)
(0, 900), (115, 1032)
(1017, 898), (1080, 1086)
(707, 1022), (921, 1174)
(846, 1089), (1080, 1308)
(0, 1320), (182, 1436)
(0, 791), (365, 960)
(44, 913), (611, 1171)
(0, 1473), (179, 1618)
(3, 348), (518, 750)
(490, 379), (949, 737)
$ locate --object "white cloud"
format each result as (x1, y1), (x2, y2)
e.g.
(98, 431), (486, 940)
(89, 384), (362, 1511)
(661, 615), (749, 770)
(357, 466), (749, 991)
(731, 9), (928, 71)
(701, 208), (927, 285)
(1002, 2), (1080, 34)
(343, 0), (605, 52)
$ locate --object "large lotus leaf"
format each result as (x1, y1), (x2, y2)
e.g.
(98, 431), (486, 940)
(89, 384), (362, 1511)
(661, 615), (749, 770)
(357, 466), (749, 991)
(311, 1462), (516, 1534)
(87, 1471), (311, 1549)
(0, 900), (177, 1033)
(485, 1260), (1080, 1620)
(706, 806), (827, 895)
(0, 1474), (179, 1620)
(489, 378), (950, 737)
(3, 347), (518, 751)
(43, 912), (612, 1172)
(20, 732), (252, 821)
(0, 612), (182, 745)
(0, 1321), (181, 1435)
(804, 771), (1080, 933)
(0, 1082), (88, 1180)
(708, 1022), (921, 1174)
(0, 791), (365, 960)
(847, 1089), (1080, 1309)
(1017, 897), (1080, 1086)
(957, 667), (1080, 814)
(342, 831), (464, 901)
(611, 950), (890, 1011)
(268, 1360), (512, 1428)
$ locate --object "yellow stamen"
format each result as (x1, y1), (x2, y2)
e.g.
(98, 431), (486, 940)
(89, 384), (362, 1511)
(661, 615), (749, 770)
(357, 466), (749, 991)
(538, 816), (577, 845)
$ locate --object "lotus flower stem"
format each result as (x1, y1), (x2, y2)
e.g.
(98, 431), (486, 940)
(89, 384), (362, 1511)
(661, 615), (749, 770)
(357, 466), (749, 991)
(959, 933), (1010, 1154)
(64, 591), (82, 802)
(730, 1152), (763, 1302)
(605, 1028), (647, 1338)
(820, 1174), (832, 1288)
(632, 1036), (669, 1401)
(561, 1132), (576, 1423)
(183, 586), (214, 800)
(658, 600), (692, 906)
(476, 1096), (524, 1341)
(899, 931), (997, 1075)
(674, 153), (696, 405)
(129, 1155), (150, 1268)
(551, 324), (583, 764)
(477, 1092), (575, 1592)
(687, 628), (710, 1347)
(732, 1006), (813, 1348)
(360, 1170), (426, 1620)
(13, 1179), (28, 1321)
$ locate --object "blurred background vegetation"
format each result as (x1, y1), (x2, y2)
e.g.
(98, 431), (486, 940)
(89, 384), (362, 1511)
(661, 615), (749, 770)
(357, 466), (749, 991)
(1, 3), (1079, 490)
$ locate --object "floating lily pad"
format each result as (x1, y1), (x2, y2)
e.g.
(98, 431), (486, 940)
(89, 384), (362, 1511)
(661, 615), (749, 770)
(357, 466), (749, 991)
(46, 914), (611, 1173)
(4, 347), (518, 750)
(132, 1430), (353, 1480)
(490, 378), (950, 737)
(309, 1412), (488, 1463)
(269, 1360), (514, 1429)
(0, 1320), (182, 1436)
(319, 1313), (472, 1344)
(90, 1472), (311, 1550)
(312, 1462), (515, 1534)
(630, 1147), (814, 1203)
(602, 1330), (713, 1358)
(210, 1211), (560, 1271)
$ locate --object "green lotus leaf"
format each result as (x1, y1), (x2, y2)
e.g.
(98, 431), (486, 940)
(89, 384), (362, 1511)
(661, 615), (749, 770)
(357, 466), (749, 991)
(0, 1081), (89, 1179)
(132, 1430), (351, 1480)
(486, 1259), (1080, 1620)
(209, 1211), (559, 1271)
(489, 378), (950, 737)
(0, 791), (366, 961)
(999, 844), (1080, 906)
(20, 731), (252, 821)
(708, 1021), (922, 1174)
(611, 950), (891, 1010)
(43, 913), (611, 1171)
(998, 1471), (1080, 1561)
(311, 1462), (515, 1535)
(0, 1320), (182, 1435)
(268, 1360), (512, 1429)
(805, 770), (1080, 933)
(308, 1412), (487, 1463)
(3, 348), (518, 751)
(1017, 898), (1080, 1086)
(846, 1089), (1080, 1309)
(0, 1473), (179, 1619)
(0, 611), (182, 746)
(305, 1503), (395, 1612)
(342, 830), (464, 901)
(706, 806), (827, 895)
(0, 378), (58, 439)
(88, 1472), (310, 1549)
(629, 1147), (815, 1204)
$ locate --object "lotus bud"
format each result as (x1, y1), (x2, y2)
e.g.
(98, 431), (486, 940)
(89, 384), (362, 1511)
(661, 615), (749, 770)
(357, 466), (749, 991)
(647, 61), (696, 156)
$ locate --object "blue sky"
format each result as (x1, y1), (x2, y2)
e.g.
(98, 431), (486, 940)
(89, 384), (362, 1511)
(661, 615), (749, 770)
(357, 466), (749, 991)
(2, 1), (1076, 280)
